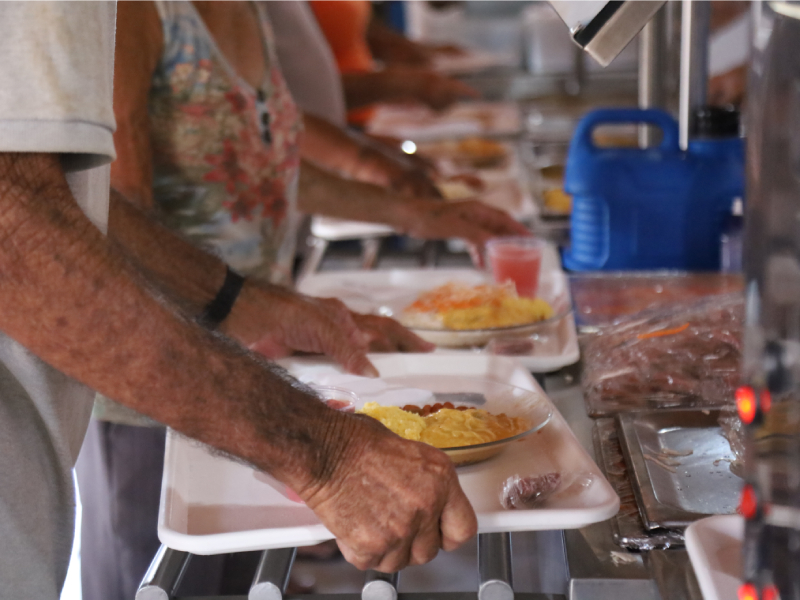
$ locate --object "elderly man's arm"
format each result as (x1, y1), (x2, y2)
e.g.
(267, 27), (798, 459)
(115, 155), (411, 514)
(299, 160), (530, 250)
(302, 113), (441, 198)
(0, 151), (476, 571)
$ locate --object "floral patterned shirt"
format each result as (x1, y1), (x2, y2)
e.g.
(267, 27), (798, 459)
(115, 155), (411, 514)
(149, 0), (302, 284)
(95, 1), (303, 426)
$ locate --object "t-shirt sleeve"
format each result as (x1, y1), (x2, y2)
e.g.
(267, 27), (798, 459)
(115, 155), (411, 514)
(0, 1), (117, 172)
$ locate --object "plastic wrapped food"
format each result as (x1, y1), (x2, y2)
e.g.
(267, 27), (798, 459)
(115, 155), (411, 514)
(719, 407), (745, 477)
(500, 471), (594, 509)
(581, 293), (743, 416)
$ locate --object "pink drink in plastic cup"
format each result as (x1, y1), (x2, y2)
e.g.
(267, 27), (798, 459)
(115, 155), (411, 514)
(486, 237), (545, 298)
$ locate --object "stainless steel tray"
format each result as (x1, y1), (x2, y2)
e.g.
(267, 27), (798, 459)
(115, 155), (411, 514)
(593, 418), (684, 550)
(616, 410), (742, 531)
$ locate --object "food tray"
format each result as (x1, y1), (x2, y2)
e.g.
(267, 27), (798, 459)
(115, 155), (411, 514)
(617, 410), (742, 531)
(297, 245), (578, 373)
(685, 515), (743, 600)
(158, 354), (618, 554)
(418, 140), (537, 222)
(366, 101), (522, 142)
(431, 48), (518, 75)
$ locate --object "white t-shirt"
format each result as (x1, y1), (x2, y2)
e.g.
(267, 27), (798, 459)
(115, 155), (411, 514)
(263, 0), (347, 126)
(0, 2), (116, 598)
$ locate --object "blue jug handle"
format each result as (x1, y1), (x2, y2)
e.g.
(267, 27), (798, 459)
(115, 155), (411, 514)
(573, 108), (680, 152)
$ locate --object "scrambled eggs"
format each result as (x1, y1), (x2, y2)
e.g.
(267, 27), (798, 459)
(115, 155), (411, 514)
(358, 402), (530, 448)
(401, 282), (554, 331)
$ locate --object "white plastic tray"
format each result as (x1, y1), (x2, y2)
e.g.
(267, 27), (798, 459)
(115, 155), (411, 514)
(421, 140), (538, 222)
(431, 49), (518, 75)
(366, 101), (522, 142)
(158, 354), (618, 554)
(296, 245), (579, 373)
(685, 515), (744, 600)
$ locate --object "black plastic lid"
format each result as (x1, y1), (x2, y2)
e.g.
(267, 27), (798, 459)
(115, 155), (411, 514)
(692, 106), (741, 138)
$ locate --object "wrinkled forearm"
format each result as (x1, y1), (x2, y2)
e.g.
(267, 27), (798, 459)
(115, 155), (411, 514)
(302, 114), (412, 190)
(0, 153), (356, 494)
(298, 160), (414, 230)
(108, 189), (226, 316)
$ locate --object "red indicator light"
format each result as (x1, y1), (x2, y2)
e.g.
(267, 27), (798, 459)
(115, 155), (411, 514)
(737, 386), (757, 424)
(763, 585), (780, 600)
(739, 485), (758, 519)
(761, 389), (772, 414)
(739, 583), (758, 600)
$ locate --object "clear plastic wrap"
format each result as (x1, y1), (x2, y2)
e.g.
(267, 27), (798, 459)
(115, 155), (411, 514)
(580, 293), (743, 416)
(500, 471), (594, 509)
(718, 407), (745, 477)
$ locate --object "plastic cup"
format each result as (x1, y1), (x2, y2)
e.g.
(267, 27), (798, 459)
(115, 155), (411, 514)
(486, 237), (546, 298)
(308, 385), (358, 413)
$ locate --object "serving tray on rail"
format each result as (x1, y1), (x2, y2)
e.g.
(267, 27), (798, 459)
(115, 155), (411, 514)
(296, 245), (579, 373)
(158, 354), (618, 554)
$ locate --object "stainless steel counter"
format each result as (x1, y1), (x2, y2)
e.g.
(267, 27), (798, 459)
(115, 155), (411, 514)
(539, 365), (704, 600)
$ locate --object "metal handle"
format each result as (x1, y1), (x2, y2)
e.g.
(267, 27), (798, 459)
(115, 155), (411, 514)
(478, 532), (514, 600)
(678, 0), (710, 150)
(362, 570), (399, 600)
(249, 547), (297, 600)
(136, 545), (191, 600)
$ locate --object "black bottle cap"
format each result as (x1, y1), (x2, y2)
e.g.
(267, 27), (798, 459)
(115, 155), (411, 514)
(692, 106), (741, 138)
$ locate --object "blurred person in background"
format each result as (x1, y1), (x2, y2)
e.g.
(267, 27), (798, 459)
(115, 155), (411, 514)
(309, 0), (478, 120)
(77, 2), (526, 598)
(266, 0), (444, 198)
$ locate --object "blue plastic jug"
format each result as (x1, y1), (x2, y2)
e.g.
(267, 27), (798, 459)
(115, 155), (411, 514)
(562, 108), (744, 271)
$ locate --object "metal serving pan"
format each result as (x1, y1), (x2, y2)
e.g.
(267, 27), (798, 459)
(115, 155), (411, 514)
(616, 409), (742, 530)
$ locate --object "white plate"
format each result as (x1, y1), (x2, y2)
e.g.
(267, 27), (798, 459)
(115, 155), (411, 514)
(313, 373), (553, 467)
(296, 246), (579, 373)
(685, 515), (744, 600)
(158, 354), (619, 554)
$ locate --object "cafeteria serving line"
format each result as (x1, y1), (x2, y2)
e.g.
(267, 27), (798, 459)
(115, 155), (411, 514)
(0, 1), (791, 600)
(123, 2), (765, 600)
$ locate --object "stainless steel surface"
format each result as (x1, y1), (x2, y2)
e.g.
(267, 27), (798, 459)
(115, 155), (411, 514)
(593, 418), (684, 550)
(174, 594), (565, 600)
(564, 45), (585, 97)
(617, 410), (741, 531)
(137, 545), (191, 600)
(647, 550), (704, 600)
(249, 548), (297, 600)
(478, 533), (513, 600)
(638, 7), (666, 147)
(362, 571), (399, 600)
(678, 0), (709, 150)
(579, 2), (665, 68)
(569, 578), (660, 600)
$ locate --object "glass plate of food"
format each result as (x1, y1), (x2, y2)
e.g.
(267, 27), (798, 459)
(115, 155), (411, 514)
(347, 373), (553, 466)
(395, 281), (572, 348)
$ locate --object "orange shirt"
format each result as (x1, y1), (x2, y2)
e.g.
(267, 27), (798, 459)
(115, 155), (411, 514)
(309, 0), (374, 73)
